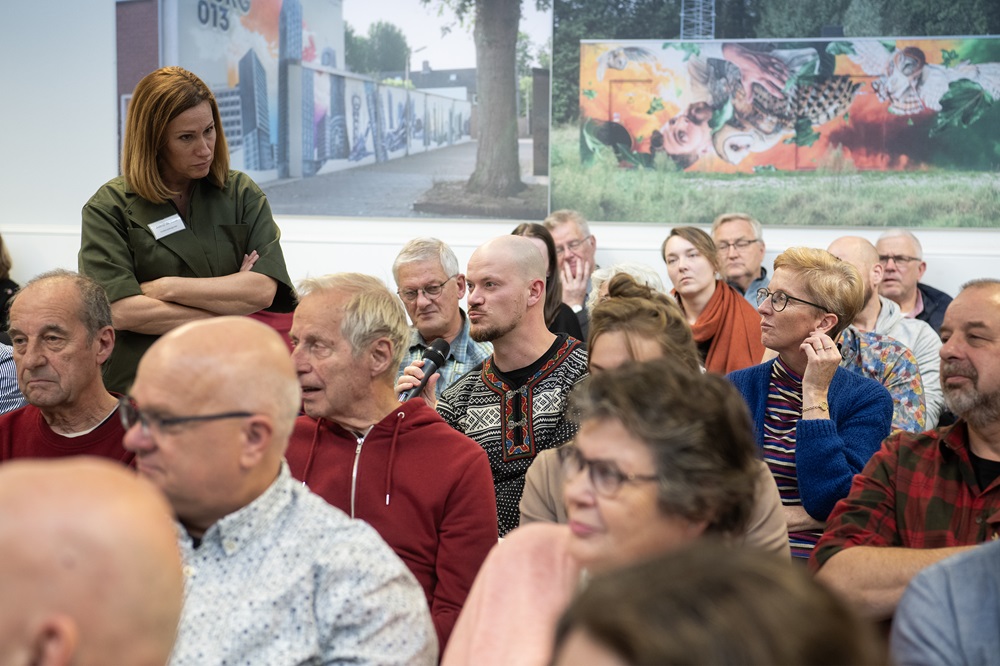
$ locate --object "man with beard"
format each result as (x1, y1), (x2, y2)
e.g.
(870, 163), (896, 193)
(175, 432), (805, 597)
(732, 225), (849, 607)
(828, 236), (943, 428)
(399, 236), (589, 536)
(810, 279), (1000, 621)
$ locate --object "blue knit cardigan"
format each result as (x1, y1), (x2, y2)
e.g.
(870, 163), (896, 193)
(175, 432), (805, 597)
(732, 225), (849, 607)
(727, 359), (893, 521)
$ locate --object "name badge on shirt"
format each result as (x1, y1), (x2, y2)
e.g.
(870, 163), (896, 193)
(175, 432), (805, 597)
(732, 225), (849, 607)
(149, 214), (186, 240)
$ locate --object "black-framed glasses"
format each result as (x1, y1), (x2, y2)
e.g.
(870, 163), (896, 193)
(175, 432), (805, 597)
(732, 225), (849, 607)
(397, 275), (457, 302)
(555, 235), (592, 256)
(118, 396), (254, 436)
(756, 288), (827, 313)
(877, 254), (921, 267)
(717, 238), (760, 253)
(559, 444), (659, 498)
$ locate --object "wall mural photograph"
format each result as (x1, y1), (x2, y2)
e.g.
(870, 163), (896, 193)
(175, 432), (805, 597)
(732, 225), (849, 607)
(551, 35), (1000, 227)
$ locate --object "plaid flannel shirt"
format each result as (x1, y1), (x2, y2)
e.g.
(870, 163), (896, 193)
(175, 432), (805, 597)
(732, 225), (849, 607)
(810, 420), (1000, 572)
(398, 310), (492, 400)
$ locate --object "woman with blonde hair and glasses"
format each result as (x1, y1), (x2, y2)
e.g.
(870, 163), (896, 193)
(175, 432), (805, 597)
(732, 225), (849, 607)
(728, 247), (893, 560)
(662, 226), (763, 374)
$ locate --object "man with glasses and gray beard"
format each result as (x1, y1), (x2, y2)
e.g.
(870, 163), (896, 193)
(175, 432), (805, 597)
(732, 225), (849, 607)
(393, 238), (492, 398)
(711, 212), (770, 305)
(812, 279), (1000, 622)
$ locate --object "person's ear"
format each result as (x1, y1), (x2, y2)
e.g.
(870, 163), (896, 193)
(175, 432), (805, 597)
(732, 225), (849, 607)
(95, 326), (116, 365)
(455, 274), (467, 299)
(368, 338), (393, 377)
(30, 614), (79, 666)
(816, 312), (839, 336)
(527, 278), (545, 307)
(916, 260), (927, 281)
(871, 262), (884, 286)
(240, 415), (274, 469)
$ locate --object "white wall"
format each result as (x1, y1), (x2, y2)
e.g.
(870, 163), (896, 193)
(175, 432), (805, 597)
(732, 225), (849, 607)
(1, 1), (998, 297)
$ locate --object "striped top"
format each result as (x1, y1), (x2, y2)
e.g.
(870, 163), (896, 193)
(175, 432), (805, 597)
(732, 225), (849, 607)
(762, 358), (822, 558)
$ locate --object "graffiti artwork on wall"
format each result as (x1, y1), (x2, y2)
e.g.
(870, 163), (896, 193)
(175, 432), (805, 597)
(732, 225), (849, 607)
(552, 37), (1000, 226)
(579, 37), (1000, 173)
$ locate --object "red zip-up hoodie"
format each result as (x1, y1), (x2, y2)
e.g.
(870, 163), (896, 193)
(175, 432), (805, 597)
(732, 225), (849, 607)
(286, 398), (497, 650)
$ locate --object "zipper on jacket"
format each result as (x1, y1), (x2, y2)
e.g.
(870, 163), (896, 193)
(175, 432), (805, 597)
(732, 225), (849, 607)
(350, 435), (366, 518)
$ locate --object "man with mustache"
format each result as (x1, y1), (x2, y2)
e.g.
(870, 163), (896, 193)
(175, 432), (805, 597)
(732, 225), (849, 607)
(0, 270), (131, 465)
(811, 279), (1000, 621)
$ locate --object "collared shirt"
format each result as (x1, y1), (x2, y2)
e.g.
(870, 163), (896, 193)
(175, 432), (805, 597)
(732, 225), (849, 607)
(0, 344), (27, 415)
(891, 539), (1000, 666)
(170, 463), (437, 665)
(810, 421), (1000, 572)
(399, 310), (492, 399)
(732, 266), (770, 306)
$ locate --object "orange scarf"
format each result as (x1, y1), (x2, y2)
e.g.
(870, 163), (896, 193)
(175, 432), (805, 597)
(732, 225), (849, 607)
(686, 280), (764, 374)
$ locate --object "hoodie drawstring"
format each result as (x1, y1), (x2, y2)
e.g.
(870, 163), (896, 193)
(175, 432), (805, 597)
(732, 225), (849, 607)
(385, 412), (405, 506)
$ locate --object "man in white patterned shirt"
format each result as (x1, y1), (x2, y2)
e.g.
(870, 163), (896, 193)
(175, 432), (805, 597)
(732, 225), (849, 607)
(123, 316), (436, 665)
(394, 237), (492, 398)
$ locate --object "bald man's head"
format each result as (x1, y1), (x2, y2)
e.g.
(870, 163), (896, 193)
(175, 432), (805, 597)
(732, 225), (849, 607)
(124, 317), (300, 538)
(827, 236), (883, 307)
(474, 235), (547, 283)
(0, 457), (182, 666)
(466, 236), (549, 345)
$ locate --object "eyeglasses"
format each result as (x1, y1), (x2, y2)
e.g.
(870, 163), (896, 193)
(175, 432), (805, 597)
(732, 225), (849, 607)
(118, 396), (254, 436)
(756, 288), (827, 313)
(560, 444), (659, 498)
(397, 275), (456, 302)
(555, 235), (592, 256)
(717, 238), (760, 253)
(877, 254), (921, 267)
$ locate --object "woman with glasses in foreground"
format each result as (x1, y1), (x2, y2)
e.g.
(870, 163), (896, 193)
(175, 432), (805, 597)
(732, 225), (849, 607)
(727, 247), (893, 560)
(442, 356), (759, 666)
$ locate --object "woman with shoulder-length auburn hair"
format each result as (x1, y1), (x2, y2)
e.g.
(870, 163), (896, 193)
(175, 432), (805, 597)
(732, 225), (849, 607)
(78, 66), (295, 392)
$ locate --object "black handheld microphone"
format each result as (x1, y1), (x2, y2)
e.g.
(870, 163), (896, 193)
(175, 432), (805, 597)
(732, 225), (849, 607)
(399, 338), (451, 402)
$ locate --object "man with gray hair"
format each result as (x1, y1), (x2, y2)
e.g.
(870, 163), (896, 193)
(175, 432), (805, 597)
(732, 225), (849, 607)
(400, 236), (590, 537)
(711, 212), (770, 305)
(812, 279), (1000, 621)
(393, 238), (492, 397)
(1, 270), (130, 464)
(545, 210), (598, 338)
(876, 228), (952, 334)
(124, 316), (437, 664)
(285, 273), (497, 650)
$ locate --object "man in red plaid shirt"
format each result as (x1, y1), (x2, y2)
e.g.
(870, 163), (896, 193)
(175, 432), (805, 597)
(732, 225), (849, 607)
(811, 278), (1000, 620)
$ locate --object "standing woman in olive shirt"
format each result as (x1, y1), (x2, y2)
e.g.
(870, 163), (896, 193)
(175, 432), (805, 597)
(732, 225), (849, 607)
(79, 67), (295, 392)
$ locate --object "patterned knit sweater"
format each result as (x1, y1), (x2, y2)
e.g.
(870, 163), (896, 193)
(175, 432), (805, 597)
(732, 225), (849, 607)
(437, 336), (589, 536)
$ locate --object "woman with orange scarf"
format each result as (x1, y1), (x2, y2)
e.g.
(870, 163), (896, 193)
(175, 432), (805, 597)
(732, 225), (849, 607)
(662, 226), (764, 374)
